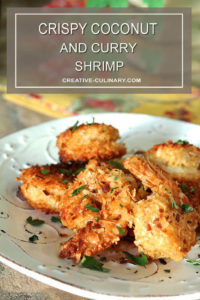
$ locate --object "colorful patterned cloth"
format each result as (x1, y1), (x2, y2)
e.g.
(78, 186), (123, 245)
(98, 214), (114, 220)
(1, 84), (200, 124)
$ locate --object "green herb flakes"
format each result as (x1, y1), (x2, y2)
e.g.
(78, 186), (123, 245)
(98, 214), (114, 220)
(51, 216), (62, 224)
(186, 259), (200, 266)
(96, 216), (101, 222)
(181, 184), (187, 193)
(70, 120), (79, 132)
(180, 203), (194, 214)
(86, 117), (95, 125)
(110, 187), (118, 193)
(60, 179), (70, 184)
(59, 168), (73, 175)
(120, 204), (124, 208)
(190, 188), (195, 193)
(109, 160), (124, 170)
(85, 204), (99, 213)
(41, 169), (50, 175)
(71, 184), (87, 197)
(116, 226), (125, 236)
(73, 168), (85, 176)
(59, 168), (85, 177)
(169, 193), (179, 209)
(29, 235), (39, 243)
(26, 216), (44, 226)
(164, 269), (171, 273)
(81, 255), (109, 272)
(114, 176), (118, 181)
(123, 251), (148, 266)
(176, 140), (189, 145)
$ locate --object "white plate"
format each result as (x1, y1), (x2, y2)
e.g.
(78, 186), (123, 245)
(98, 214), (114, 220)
(0, 113), (200, 300)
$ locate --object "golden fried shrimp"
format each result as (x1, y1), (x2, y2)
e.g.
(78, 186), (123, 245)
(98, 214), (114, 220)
(56, 123), (126, 162)
(59, 160), (137, 231)
(60, 220), (124, 262)
(123, 155), (189, 206)
(134, 193), (199, 262)
(59, 160), (138, 260)
(17, 163), (84, 213)
(146, 140), (200, 181)
(123, 155), (199, 261)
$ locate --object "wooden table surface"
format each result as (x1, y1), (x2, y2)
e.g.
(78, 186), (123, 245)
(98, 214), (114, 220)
(0, 92), (88, 300)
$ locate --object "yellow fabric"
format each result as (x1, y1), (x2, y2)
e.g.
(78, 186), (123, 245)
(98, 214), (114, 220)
(1, 84), (200, 124)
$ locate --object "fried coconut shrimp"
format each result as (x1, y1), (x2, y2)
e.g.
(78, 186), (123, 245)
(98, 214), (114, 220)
(17, 163), (84, 213)
(123, 156), (199, 262)
(60, 220), (124, 262)
(123, 155), (188, 204)
(146, 140), (200, 181)
(56, 123), (126, 162)
(59, 160), (138, 262)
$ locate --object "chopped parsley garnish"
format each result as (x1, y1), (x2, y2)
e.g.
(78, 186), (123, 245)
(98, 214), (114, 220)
(116, 226), (125, 236)
(114, 176), (118, 181)
(60, 179), (70, 184)
(96, 216), (101, 222)
(176, 140), (189, 145)
(71, 184), (87, 197)
(83, 195), (88, 199)
(109, 160), (124, 170)
(29, 234), (39, 243)
(110, 187), (118, 194)
(186, 259), (200, 266)
(181, 184), (187, 193)
(169, 193), (179, 209)
(41, 169), (50, 175)
(86, 117), (95, 125)
(85, 204), (99, 213)
(123, 251), (148, 266)
(81, 255), (109, 272)
(120, 204), (124, 208)
(51, 216), (62, 224)
(70, 120), (79, 132)
(164, 269), (171, 273)
(190, 188), (195, 193)
(26, 216), (44, 226)
(59, 168), (73, 175)
(134, 270), (138, 274)
(180, 203), (194, 214)
(59, 168), (85, 176)
(73, 168), (85, 176)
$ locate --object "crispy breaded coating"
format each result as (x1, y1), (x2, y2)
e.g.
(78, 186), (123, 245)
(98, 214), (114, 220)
(60, 220), (123, 262)
(146, 140), (200, 181)
(59, 160), (137, 230)
(123, 155), (189, 206)
(134, 193), (199, 262)
(56, 123), (126, 162)
(123, 156), (199, 261)
(17, 163), (84, 213)
(59, 160), (138, 261)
